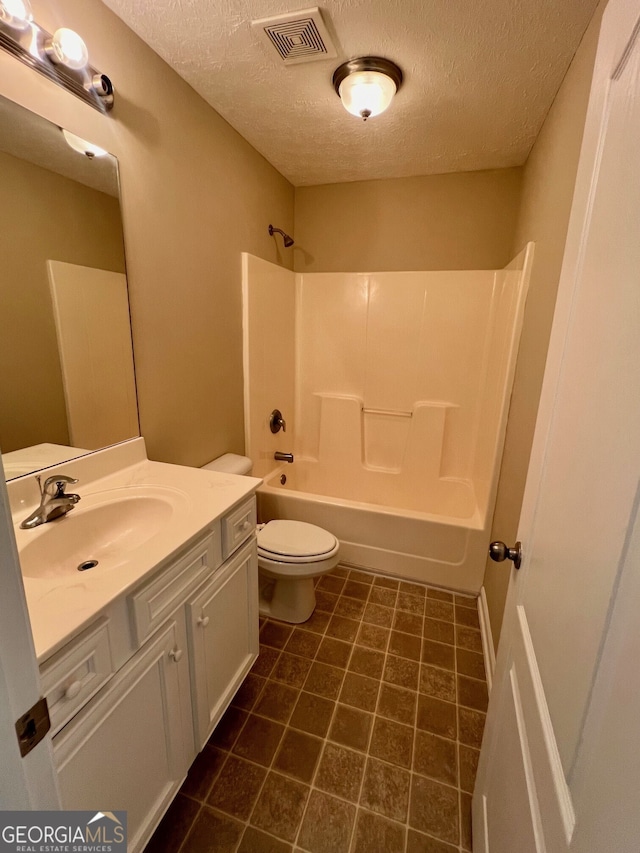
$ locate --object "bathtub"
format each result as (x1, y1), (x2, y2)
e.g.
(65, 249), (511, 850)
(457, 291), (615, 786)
(257, 460), (491, 594)
(246, 247), (534, 594)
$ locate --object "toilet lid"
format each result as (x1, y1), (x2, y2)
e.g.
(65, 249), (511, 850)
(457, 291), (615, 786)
(258, 520), (337, 559)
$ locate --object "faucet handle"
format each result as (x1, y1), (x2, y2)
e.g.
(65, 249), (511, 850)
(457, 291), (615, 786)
(42, 474), (79, 497)
(270, 409), (286, 433)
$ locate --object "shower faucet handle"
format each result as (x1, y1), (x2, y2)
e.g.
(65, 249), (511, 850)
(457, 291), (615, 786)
(270, 409), (286, 433)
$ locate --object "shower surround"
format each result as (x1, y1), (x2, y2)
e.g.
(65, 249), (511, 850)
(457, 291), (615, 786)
(242, 248), (532, 593)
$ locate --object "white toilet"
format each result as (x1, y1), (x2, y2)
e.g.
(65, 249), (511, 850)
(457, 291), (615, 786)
(202, 454), (340, 623)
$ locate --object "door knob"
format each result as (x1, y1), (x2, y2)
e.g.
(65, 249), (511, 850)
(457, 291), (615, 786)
(489, 540), (522, 570)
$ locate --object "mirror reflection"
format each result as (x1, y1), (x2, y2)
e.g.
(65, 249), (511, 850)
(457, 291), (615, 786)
(0, 94), (139, 481)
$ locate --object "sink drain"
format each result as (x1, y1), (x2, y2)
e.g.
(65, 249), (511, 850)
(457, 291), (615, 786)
(78, 559), (99, 571)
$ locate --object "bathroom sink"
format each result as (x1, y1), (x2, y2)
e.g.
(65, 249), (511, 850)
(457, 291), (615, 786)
(19, 486), (190, 579)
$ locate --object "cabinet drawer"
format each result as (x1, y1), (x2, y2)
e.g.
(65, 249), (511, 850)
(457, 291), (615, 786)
(221, 497), (256, 559)
(129, 531), (219, 645)
(40, 617), (114, 736)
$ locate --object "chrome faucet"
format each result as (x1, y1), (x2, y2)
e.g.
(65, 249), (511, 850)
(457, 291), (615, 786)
(274, 451), (294, 464)
(20, 474), (81, 529)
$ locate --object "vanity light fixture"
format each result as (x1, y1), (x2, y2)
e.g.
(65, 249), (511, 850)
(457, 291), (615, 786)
(332, 56), (403, 121)
(0, 0), (33, 31)
(62, 129), (108, 159)
(45, 27), (89, 70)
(0, 7), (114, 111)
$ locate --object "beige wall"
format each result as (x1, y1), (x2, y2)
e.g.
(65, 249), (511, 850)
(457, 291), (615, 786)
(483, 2), (606, 646)
(0, 0), (294, 469)
(294, 168), (523, 272)
(0, 150), (124, 453)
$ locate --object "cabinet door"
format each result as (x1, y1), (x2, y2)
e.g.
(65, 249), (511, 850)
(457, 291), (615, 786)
(188, 539), (259, 749)
(53, 619), (191, 853)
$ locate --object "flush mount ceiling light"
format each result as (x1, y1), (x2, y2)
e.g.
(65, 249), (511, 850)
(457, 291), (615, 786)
(0, 9), (113, 111)
(332, 56), (403, 121)
(0, 0), (32, 30)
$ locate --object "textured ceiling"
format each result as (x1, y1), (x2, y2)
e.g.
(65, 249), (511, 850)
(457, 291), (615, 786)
(101, 0), (599, 186)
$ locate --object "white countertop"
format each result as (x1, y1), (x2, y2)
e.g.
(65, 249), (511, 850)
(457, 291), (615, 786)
(3, 443), (90, 479)
(8, 439), (261, 662)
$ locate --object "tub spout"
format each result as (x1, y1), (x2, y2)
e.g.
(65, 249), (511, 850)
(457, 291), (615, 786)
(274, 451), (294, 463)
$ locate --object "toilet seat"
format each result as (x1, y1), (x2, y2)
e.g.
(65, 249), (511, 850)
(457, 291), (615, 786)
(257, 520), (341, 622)
(258, 520), (339, 564)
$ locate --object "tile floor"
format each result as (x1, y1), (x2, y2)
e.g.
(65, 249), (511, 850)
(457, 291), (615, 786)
(145, 566), (488, 853)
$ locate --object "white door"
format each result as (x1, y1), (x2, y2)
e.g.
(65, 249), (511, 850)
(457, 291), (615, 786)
(474, 1), (640, 851)
(0, 462), (59, 808)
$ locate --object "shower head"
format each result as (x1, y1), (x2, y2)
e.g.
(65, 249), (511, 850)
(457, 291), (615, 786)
(268, 224), (294, 248)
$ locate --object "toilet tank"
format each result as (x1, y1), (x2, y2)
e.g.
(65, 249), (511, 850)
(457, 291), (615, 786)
(201, 453), (253, 476)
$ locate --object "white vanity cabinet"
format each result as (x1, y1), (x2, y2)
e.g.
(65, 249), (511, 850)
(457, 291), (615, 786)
(53, 618), (192, 853)
(45, 494), (259, 852)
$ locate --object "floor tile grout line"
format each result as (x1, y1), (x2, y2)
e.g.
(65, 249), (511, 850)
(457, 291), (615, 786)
(263, 633), (483, 691)
(350, 599), (397, 853)
(256, 639), (485, 722)
(353, 583), (419, 853)
(319, 573), (427, 851)
(244, 714), (304, 849)
(174, 800), (203, 853)
(405, 602), (424, 853)
(175, 568), (485, 853)
(454, 591), (464, 852)
(292, 572), (374, 852)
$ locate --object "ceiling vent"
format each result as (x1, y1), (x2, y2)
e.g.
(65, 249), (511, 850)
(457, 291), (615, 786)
(252, 7), (337, 66)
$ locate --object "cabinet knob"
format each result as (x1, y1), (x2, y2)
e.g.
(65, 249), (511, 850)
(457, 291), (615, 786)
(241, 520), (250, 531)
(64, 681), (82, 700)
(197, 615), (210, 628)
(169, 648), (183, 663)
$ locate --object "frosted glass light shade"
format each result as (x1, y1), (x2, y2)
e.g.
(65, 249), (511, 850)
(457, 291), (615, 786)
(333, 57), (403, 122)
(46, 27), (89, 70)
(339, 70), (397, 120)
(62, 129), (108, 158)
(0, 0), (33, 30)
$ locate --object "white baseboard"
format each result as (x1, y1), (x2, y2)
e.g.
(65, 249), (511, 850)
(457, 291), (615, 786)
(478, 586), (496, 693)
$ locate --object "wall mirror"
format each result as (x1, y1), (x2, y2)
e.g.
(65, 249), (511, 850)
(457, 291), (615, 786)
(0, 94), (139, 481)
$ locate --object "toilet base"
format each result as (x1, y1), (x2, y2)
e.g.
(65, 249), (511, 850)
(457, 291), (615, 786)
(259, 574), (317, 624)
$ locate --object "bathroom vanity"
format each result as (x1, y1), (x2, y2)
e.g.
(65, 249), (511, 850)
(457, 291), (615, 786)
(9, 439), (261, 852)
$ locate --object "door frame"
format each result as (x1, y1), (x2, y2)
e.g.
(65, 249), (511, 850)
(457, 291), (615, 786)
(0, 460), (60, 808)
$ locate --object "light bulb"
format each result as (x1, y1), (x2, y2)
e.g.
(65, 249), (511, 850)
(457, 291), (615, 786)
(46, 28), (89, 70)
(62, 129), (108, 158)
(339, 70), (397, 121)
(0, 0), (33, 30)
